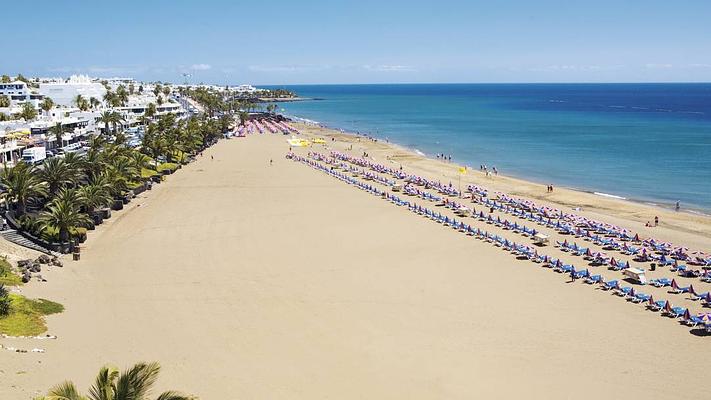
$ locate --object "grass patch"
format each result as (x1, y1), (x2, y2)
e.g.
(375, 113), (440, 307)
(157, 162), (178, 173)
(0, 294), (64, 336)
(0, 258), (22, 286)
(141, 167), (159, 178)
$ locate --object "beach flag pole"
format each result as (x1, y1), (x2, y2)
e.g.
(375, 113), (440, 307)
(458, 166), (467, 198)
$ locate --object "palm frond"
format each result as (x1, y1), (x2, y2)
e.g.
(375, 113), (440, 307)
(45, 381), (86, 400)
(88, 366), (119, 400)
(155, 391), (194, 400)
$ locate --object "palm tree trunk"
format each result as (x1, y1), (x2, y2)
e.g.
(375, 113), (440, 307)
(59, 227), (69, 243)
(16, 201), (26, 216)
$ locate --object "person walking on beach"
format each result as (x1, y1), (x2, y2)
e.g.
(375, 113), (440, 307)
(654, 216), (659, 226)
(270, 159), (273, 166)
(675, 201), (680, 211)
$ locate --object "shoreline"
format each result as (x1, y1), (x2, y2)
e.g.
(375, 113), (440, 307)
(285, 115), (711, 218)
(290, 120), (711, 248)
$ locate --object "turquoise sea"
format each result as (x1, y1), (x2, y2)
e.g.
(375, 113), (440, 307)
(267, 84), (711, 212)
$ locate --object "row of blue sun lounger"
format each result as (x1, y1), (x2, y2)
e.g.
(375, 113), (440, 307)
(297, 155), (711, 332)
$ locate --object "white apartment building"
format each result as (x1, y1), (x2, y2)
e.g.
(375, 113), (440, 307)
(0, 81), (44, 107)
(38, 74), (106, 106)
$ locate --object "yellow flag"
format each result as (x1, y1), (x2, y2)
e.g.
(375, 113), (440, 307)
(458, 166), (467, 175)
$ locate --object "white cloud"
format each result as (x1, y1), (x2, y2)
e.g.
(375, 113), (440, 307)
(248, 64), (331, 73)
(46, 65), (145, 76)
(529, 64), (623, 72)
(645, 63), (673, 69)
(363, 65), (416, 72)
(191, 63), (212, 71)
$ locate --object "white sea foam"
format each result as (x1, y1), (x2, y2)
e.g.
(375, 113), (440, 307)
(289, 115), (320, 125)
(594, 192), (627, 200)
(414, 149), (426, 156)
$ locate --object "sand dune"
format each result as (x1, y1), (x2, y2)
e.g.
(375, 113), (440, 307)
(2, 134), (710, 399)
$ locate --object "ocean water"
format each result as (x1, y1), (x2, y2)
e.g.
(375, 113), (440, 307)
(266, 84), (711, 212)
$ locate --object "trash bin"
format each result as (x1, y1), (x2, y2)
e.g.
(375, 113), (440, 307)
(650, 263), (656, 271)
(73, 253), (80, 261)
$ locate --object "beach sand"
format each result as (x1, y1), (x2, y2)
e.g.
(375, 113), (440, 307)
(2, 132), (710, 399)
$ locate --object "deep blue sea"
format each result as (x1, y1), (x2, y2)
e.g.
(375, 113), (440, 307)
(265, 84), (711, 212)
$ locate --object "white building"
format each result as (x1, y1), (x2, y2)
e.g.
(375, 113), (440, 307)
(0, 121), (29, 164)
(0, 81), (43, 108)
(38, 75), (106, 107)
(29, 115), (93, 150)
(110, 93), (184, 127)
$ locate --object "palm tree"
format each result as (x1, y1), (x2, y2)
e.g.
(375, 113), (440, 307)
(129, 151), (151, 175)
(80, 180), (112, 217)
(98, 112), (124, 136)
(41, 361), (193, 400)
(0, 161), (47, 216)
(38, 188), (90, 243)
(50, 122), (64, 149)
(62, 152), (86, 177)
(98, 111), (114, 135)
(110, 156), (139, 184)
(103, 90), (115, 106)
(18, 102), (37, 121)
(238, 111), (249, 126)
(89, 96), (100, 110)
(40, 97), (54, 116)
(0, 94), (10, 108)
(145, 103), (157, 119)
(38, 157), (75, 198)
(74, 94), (89, 111)
(83, 147), (106, 180)
(116, 85), (129, 106)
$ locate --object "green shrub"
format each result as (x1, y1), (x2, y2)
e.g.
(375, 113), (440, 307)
(127, 181), (143, 190)
(157, 162), (178, 172)
(140, 167), (159, 178)
(41, 226), (88, 243)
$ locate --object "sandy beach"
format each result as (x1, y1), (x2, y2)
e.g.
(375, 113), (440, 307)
(2, 131), (711, 399)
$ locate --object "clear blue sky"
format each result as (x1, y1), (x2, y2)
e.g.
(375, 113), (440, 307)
(2, 0), (710, 84)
